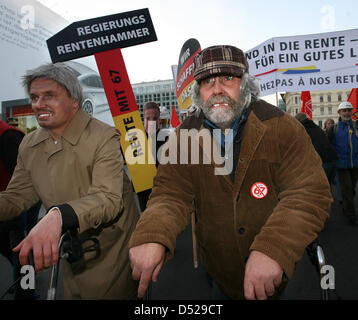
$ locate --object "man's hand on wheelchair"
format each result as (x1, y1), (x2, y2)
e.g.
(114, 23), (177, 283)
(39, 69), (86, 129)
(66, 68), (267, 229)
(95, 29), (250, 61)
(13, 208), (62, 273)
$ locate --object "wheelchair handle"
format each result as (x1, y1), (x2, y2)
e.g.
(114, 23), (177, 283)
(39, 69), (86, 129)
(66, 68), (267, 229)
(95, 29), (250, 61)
(316, 245), (326, 270)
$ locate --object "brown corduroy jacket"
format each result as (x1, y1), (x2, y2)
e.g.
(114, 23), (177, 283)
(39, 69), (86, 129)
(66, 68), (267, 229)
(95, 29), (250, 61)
(129, 99), (332, 299)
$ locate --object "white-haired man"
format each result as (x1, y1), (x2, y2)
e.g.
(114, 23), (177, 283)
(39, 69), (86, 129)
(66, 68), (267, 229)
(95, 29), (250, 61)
(0, 63), (139, 299)
(129, 45), (331, 300)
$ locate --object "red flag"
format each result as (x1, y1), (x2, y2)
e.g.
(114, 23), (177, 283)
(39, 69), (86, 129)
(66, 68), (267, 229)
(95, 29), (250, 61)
(300, 91), (312, 120)
(171, 105), (180, 128)
(348, 88), (358, 120)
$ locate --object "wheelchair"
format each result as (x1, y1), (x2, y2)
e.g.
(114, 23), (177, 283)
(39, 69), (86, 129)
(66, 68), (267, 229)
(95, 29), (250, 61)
(47, 229), (100, 300)
(306, 239), (340, 300)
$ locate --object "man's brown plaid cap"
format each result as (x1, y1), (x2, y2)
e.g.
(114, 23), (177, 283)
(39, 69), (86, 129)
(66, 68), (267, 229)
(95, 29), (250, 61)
(193, 45), (249, 82)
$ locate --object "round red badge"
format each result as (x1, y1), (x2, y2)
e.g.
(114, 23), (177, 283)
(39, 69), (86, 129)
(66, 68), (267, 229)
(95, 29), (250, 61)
(250, 182), (268, 199)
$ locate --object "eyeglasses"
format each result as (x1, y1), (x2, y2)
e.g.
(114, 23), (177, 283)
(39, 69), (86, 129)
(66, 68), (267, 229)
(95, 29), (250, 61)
(200, 75), (240, 89)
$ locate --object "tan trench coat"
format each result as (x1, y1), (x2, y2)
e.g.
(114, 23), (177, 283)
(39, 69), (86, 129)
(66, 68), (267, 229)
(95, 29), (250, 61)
(0, 110), (139, 299)
(129, 100), (332, 299)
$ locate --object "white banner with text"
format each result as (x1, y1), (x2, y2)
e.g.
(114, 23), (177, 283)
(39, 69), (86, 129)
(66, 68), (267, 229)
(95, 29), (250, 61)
(245, 28), (358, 96)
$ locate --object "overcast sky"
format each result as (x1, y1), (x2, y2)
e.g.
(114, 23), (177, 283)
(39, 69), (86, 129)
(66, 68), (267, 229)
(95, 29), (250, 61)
(36, 0), (357, 104)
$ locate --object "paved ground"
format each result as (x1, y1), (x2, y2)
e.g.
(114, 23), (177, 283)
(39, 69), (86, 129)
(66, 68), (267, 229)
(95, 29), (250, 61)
(0, 183), (357, 300)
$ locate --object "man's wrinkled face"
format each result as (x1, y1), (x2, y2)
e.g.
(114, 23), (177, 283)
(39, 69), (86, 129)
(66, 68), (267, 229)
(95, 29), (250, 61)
(338, 108), (353, 122)
(198, 75), (242, 129)
(30, 78), (78, 136)
(144, 108), (160, 134)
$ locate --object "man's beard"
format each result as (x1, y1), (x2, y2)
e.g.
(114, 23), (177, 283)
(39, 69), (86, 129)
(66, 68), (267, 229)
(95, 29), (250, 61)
(198, 94), (244, 129)
(341, 114), (352, 122)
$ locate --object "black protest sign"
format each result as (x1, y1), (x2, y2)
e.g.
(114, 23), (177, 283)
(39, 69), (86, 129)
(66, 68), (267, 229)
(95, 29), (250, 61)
(46, 9), (158, 192)
(47, 8), (157, 63)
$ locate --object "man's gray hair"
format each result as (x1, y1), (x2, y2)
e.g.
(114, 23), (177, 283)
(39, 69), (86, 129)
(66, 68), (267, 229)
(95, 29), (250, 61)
(191, 72), (260, 116)
(22, 62), (83, 106)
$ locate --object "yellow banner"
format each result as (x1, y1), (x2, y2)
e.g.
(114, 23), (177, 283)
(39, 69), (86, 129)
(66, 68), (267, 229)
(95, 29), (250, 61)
(178, 80), (195, 110)
(113, 111), (157, 192)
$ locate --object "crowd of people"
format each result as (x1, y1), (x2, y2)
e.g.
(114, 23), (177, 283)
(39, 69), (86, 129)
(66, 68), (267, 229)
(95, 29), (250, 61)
(0, 44), (357, 300)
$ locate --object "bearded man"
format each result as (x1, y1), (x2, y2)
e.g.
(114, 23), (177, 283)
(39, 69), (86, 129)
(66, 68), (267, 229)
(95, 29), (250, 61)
(129, 45), (332, 300)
